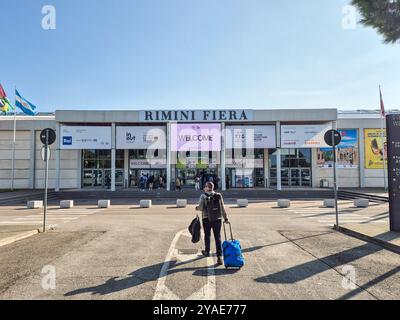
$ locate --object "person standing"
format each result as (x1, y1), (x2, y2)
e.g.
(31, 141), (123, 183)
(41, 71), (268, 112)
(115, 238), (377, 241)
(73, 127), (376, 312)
(175, 177), (182, 192)
(196, 182), (229, 265)
(195, 176), (200, 191)
(148, 175), (154, 190)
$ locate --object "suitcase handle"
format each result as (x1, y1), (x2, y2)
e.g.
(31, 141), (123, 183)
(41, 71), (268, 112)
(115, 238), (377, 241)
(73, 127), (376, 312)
(223, 221), (234, 241)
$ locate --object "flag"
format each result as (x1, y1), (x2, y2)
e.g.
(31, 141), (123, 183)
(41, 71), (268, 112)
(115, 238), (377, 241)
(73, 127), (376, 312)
(0, 84), (15, 114)
(380, 86), (386, 118)
(15, 90), (37, 116)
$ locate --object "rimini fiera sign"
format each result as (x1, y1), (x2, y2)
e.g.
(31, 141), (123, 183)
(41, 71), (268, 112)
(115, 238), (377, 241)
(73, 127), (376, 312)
(139, 110), (253, 122)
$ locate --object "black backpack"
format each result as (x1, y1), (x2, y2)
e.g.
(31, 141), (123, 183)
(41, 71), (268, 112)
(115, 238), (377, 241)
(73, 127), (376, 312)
(205, 193), (222, 222)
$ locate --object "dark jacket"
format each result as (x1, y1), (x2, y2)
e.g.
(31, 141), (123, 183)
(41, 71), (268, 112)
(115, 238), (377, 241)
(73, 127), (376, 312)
(196, 191), (228, 221)
(188, 216), (201, 243)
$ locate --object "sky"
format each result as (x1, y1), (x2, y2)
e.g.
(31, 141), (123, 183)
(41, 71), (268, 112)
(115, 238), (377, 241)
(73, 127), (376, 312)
(0, 0), (399, 113)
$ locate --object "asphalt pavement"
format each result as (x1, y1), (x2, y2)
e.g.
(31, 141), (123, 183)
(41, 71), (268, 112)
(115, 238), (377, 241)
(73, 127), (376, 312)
(0, 201), (399, 300)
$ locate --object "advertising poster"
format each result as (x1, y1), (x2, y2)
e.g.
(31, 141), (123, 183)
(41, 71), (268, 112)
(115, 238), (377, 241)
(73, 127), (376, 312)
(116, 126), (166, 149)
(225, 125), (276, 149)
(60, 126), (112, 150)
(281, 124), (331, 148)
(317, 129), (359, 168)
(171, 123), (221, 152)
(364, 129), (387, 169)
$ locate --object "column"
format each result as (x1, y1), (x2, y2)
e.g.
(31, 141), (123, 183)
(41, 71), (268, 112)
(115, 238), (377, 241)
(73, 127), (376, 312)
(124, 149), (129, 189)
(55, 122), (61, 192)
(359, 127), (366, 188)
(276, 121), (282, 191)
(30, 129), (36, 189)
(166, 122), (171, 191)
(77, 150), (82, 189)
(221, 122), (226, 191)
(111, 123), (116, 192)
(264, 148), (269, 188)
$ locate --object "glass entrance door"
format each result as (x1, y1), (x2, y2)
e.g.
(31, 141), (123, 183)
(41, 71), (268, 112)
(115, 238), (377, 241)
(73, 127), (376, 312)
(281, 168), (311, 187)
(290, 169), (300, 187)
(82, 169), (104, 188)
(300, 168), (311, 187)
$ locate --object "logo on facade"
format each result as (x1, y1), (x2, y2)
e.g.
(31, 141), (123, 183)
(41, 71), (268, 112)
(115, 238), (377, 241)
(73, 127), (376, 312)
(140, 110), (253, 122)
(126, 132), (136, 142)
(63, 136), (72, 145)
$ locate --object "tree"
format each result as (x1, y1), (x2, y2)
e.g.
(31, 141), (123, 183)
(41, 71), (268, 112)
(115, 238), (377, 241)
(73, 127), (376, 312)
(352, 0), (400, 43)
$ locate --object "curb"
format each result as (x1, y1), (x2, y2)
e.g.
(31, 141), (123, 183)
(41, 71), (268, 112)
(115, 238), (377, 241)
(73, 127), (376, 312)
(334, 225), (400, 255)
(0, 229), (40, 248)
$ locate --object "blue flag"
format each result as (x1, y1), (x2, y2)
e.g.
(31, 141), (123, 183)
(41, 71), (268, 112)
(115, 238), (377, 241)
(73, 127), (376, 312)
(15, 90), (37, 116)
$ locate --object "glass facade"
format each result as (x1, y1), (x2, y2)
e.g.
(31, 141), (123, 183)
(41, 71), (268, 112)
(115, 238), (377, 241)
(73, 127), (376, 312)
(175, 151), (219, 188)
(269, 148), (312, 187)
(128, 149), (167, 189)
(226, 149), (265, 189)
(82, 150), (124, 188)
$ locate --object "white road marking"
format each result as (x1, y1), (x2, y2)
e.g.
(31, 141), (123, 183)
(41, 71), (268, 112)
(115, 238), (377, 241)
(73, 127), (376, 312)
(318, 219), (387, 224)
(153, 229), (216, 300)
(15, 217), (78, 221)
(0, 208), (104, 227)
(286, 206), (388, 227)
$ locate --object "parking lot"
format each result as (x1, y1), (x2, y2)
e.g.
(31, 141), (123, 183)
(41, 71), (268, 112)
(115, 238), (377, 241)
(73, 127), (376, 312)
(0, 200), (399, 300)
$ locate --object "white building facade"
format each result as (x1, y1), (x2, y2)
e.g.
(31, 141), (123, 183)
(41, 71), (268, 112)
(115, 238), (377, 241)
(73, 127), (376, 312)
(0, 109), (390, 191)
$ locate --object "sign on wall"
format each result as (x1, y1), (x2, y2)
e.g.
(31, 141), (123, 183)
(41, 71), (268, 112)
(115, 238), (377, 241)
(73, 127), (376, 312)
(117, 126), (166, 150)
(140, 110), (253, 122)
(387, 114), (400, 231)
(281, 124), (331, 148)
(225, 126), (276, 149)
(129, 159), (167, 169)
(171, 123), (221, 152)
(318, 129), (359, 168)
(60, 126), (111, 150)
(225, 158), (264, 169)
(364, 129), (387, 169)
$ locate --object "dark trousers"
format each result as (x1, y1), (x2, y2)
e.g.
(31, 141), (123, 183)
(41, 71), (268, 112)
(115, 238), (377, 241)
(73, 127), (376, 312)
(203, 218), (222, 257)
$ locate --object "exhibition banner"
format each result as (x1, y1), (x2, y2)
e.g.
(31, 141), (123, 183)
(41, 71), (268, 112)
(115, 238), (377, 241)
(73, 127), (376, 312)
(60, 126), (112, 150)
(225, 125), (276, 149)
(318, 129), (359, 168)
(129, 159), (167, 169)
(364, 129), (387, 169)
(117, 126), (166, 149)
(281, 124), (331, 148)
(171, 123), (221, 152)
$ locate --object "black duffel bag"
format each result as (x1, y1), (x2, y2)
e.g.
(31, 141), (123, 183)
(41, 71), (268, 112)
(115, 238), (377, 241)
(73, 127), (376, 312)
(188, 215), (201, 243)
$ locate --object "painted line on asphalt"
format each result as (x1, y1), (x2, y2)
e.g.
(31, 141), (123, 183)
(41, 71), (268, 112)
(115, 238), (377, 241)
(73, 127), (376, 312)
(15, 217), (78, 221)
(153, 229), (216, 300)
(153, 229), (184, 300)
(0, 230), (39, 247)
(318, 220), (387, 224)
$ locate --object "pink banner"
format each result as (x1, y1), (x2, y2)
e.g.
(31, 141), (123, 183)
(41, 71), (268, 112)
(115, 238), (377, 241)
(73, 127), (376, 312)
(171, 123), (221, 152)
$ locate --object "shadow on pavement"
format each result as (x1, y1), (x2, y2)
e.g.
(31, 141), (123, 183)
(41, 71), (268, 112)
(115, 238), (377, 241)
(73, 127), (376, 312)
(64, 255), (228, 297)
(337, 265), (400, 300)
(254, 232), (399, 285)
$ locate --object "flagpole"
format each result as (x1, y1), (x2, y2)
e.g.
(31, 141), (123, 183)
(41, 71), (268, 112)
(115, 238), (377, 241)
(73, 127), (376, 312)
(11, 87), (17, 191)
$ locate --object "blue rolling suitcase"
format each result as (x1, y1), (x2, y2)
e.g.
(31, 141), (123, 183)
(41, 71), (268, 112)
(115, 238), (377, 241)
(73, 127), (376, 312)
(222, 222), (244, 269)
